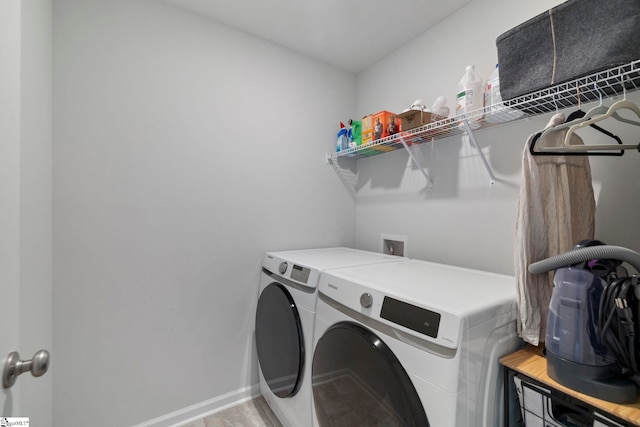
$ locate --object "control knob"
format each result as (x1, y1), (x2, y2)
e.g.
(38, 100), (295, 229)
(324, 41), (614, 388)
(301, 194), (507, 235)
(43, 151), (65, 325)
(279, 262), (288, 275)
(360, 292), (373, 308)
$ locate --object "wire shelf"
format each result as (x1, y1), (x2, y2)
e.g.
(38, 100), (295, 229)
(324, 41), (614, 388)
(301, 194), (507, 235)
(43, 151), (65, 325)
(328, 59), (640, 162)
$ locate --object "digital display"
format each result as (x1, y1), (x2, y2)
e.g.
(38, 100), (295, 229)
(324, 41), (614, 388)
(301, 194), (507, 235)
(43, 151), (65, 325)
(380, 296), (440, 338)
(290, 264), (310, 284)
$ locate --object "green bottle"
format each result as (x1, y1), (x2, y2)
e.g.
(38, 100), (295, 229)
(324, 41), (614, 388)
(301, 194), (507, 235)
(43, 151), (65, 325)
(348, 119), (362, 146)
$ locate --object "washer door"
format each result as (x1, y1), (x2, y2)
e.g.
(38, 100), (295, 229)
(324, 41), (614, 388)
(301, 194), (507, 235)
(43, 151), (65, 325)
(312, 322), (429, 427)
(255, 283), (304, 398)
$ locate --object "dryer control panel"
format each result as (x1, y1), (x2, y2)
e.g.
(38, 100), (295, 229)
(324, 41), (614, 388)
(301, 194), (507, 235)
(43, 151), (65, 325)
(263, 254), (319, 290)
(290, 264), (310, 284)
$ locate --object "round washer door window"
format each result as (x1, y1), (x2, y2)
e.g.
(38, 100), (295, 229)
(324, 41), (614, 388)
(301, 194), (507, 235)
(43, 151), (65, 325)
(312, 322), (429, 427)
(255, 283), (304, 398)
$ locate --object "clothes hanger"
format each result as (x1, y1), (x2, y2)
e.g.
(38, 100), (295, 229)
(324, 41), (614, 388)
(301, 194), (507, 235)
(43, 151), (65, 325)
(539, 83), (637, 141)
(576, 103), (640, 126)
(538, 86), (600, 139)
(530, 90), (624, 156)
(529, 131), (624, 156)
(563, 98), (640, 151)
(542, 83), (640, 144)
(563, 110), (623, 146)
(572, 83), (640, 127)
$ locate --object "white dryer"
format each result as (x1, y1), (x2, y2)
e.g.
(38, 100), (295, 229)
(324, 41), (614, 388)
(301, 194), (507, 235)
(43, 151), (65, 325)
(255, 247), (403, 427)
(311, 259), (522, 427)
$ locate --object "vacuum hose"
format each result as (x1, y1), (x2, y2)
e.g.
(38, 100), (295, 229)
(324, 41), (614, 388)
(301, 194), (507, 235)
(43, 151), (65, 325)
(528, 245), (640, 274)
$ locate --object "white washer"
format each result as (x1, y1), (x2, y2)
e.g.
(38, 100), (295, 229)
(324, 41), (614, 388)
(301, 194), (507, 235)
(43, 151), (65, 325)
(311, 259), (522, 427)
(255, 248), (403, 427)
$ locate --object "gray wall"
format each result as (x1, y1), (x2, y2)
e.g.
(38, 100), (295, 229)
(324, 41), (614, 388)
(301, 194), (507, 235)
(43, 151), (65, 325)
(52, 0), (355, 425)
(354, 0), (640, 274)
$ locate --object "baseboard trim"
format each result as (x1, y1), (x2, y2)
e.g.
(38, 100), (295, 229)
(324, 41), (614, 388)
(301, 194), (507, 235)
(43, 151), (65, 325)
(132, 384), (261, 427)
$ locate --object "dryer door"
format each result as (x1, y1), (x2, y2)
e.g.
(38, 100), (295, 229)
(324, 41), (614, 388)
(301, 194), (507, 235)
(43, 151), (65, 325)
(312, 322), (429, 427)
(255, 282), (304, 398)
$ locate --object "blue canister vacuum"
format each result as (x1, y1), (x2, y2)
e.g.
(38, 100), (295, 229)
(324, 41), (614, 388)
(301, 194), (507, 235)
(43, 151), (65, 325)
(529, 241), (640, 403)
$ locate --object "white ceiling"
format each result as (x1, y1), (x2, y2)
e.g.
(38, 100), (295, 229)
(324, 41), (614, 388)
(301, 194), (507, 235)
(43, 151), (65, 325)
(162, 0), (472, 73)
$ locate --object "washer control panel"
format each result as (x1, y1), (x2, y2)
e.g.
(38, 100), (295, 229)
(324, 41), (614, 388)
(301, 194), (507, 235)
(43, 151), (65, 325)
(318, 273), (460, 348)
(380, 296), (441, 338)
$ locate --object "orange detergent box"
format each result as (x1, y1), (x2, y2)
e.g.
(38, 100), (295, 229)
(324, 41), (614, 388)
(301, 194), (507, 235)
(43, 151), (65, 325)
(371, 111), (401, 141)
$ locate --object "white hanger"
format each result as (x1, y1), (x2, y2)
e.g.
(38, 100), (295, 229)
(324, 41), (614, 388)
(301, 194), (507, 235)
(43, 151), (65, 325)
(539, 84), (640, 142)
(562, 98), (640, 151)
(576, 84), (640, 127)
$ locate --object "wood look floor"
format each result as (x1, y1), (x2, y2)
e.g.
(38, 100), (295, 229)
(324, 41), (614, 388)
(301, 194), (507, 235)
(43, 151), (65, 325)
(180, 397), (283, 427)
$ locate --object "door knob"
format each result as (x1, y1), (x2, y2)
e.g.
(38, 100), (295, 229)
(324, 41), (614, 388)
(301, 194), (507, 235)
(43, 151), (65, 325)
(3, 349), (50, 388)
